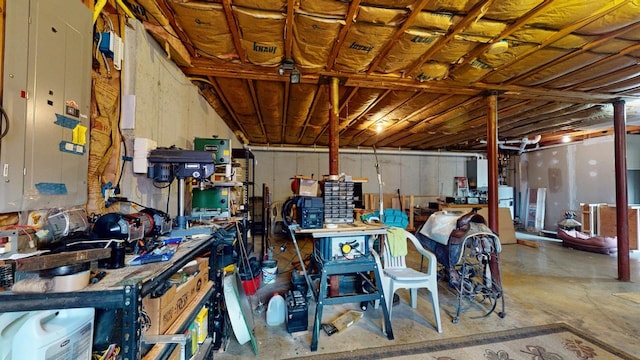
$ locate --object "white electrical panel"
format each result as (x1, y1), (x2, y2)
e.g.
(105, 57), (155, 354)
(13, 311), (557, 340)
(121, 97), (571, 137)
(1, 0), (93, 212)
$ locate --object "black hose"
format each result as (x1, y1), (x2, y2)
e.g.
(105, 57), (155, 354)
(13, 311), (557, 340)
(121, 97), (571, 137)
(0, 106), (9, 139)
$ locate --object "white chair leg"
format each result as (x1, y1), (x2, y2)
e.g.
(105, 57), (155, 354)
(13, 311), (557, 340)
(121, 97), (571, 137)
(387, 284), (395, 318)
(429, 289), (442, 333)
(410, 288), (418, 308)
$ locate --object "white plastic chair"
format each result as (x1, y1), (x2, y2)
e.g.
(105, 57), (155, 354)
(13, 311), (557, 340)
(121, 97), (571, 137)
(372, 230), (442, 333)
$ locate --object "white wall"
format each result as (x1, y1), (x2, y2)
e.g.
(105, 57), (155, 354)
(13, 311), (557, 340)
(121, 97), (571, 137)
(118, 21), (238, 215)
(522, 136), (620, 230)
(252, 149), (474, 211)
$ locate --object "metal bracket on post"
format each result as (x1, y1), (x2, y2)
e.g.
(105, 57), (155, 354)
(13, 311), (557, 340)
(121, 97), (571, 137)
(121, 284), (142, 360)
(141, 334), (189, 360)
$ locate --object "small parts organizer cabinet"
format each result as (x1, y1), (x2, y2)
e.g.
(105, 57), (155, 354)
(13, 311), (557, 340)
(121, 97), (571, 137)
(292, 224), (394, 351)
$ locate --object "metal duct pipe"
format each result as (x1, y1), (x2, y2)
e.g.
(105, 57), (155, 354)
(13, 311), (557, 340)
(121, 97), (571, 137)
(249, 145), (485, 158)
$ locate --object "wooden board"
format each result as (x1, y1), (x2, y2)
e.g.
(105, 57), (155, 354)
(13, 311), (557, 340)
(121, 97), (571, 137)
(15, 248), (112, 271)
(597, 205), (639, 251)
(516, 239), (539, 248)
(295, 222), (385, 234)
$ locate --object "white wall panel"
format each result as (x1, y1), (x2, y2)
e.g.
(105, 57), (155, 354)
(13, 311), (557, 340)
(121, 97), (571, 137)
(420, 157), (440, 195)
(401, 156), (420, 196)
(253, 150), (482, 211)
(273, 152), (298, 201)
(340, 154), (362, 178)
(120, 21), (238, 215)
(525, 137), (617, 230)
(296, 153), (322, 180)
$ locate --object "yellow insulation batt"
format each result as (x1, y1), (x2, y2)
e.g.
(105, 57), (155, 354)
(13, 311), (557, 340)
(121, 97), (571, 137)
(333, 21), (396, 72)
(510, 28), (593, 50)
(284, 84), (317, 144)
(356, 6), (407, 26)
(515, 52), (608, 86)
(338, 88), (387, 127)
(463, 18), (507, 37)
(430, 39), (476, 63)
(526, 0), (627, 30)
(423, 0), (481, 13)
(482, 48), (569, 84)
(215, 77), (266, 143)
(144, 22), (192, 67)
(449, 60), (493, 83)
(233, 7), (285, 66)
(305, 99), (330, 144)
(591, 38), (639, 54)
(483, 0), (546, 21)
(579, 1), (640, 35)
(168, 1), (237, 60)
(255, 80), (285, 144)
(413, 11), (454, 31)
(124, 0), (170, 26)
(192, 80), (238, 133)
(233, 0), (286, 11)
(299, 0), (349, 16)
(412, 61), (450, 81)
(376, 29), (440, 73)
(362, 0), (416, 8)
(293, 13), (343, 71)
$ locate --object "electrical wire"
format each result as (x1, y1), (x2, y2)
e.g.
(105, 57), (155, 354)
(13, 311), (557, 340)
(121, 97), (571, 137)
(114, 13), (127, 194)
(0, 106), (8, 139)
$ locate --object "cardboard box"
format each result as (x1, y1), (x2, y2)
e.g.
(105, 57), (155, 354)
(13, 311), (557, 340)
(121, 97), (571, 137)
(143, 258), (209, 335)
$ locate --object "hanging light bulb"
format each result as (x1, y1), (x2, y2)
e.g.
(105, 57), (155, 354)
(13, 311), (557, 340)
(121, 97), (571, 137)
(562, 135), (571, 143)
(376, 122), (383, 133)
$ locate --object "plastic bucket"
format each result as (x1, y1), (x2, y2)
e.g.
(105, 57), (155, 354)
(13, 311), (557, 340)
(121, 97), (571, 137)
(262, 260), (278, 285)
(241, 276), (261, 295)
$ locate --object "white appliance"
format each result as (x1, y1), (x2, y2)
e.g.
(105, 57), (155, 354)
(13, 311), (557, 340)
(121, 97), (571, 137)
(497, 185), (514, 219)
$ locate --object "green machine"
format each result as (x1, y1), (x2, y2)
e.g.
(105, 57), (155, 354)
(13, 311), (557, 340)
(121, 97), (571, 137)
(192, 187), (231, 218)
(194, 138), (231, 164)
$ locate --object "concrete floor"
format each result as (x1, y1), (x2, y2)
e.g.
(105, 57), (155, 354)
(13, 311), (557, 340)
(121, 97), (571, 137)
(216, 234), (640, 359)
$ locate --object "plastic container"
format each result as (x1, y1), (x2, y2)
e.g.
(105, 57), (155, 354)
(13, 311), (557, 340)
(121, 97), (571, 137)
(262, 260), (278, 285)
(12, 307), (94, 360)
(241, 275), (261, 295)
(266, 292), (285, 326)
(0, 312), (32, 360)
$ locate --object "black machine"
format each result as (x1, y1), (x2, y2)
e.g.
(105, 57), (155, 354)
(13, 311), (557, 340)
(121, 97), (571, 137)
(147, 147), (216, 182)
(285, 289), (308, 333)
(147, 147), (216, 229)
(282, 196), (324, 229)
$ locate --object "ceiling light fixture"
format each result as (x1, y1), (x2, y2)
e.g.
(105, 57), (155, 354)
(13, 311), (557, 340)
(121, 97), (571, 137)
(278, 58), (300, 84)
(376, 121), (384, 133)
(562, 135), (571, 143)
(290, 69), (300, 84)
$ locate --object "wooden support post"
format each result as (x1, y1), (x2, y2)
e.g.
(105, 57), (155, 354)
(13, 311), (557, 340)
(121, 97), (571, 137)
(486, 93), (499, 233)
(329, 77), (339, 175)
(613, 100), (630, 281)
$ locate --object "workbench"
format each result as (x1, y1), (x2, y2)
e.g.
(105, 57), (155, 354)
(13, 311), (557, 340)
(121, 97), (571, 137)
(0, 231), (224, 360)
(288, 223), (394, 351)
